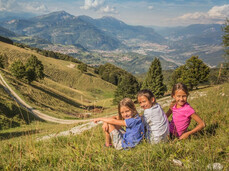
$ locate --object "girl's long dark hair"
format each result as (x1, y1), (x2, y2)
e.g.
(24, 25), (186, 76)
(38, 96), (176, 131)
(171, 83), (189, 97)
(137, 89), (156, 103)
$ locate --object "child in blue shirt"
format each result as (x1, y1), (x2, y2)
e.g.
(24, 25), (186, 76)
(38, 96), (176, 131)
(94, 98), (144, 150)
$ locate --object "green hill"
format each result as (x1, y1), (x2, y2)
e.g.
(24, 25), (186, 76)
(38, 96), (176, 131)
(0, 41), (116, 121)
(0, 82), (37, 130)
(0, 82), (228, 169)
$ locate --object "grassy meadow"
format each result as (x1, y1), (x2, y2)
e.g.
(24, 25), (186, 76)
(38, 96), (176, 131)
(0, 83), (228, 170)
(0, 41), (117, 119)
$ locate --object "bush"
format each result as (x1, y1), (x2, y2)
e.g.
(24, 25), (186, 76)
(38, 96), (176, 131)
(10, 60), (26, 79)
(10, 55), (44, 83)
(78, 63), (87, 73)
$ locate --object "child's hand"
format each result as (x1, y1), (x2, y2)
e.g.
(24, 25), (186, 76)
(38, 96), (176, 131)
(179, 132), (190, 140)
(93, 118), (100, 123)
(102, 122), (109, 132)
(170, 100), (176, 109)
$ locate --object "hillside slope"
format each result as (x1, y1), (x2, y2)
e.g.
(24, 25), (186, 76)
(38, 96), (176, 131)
(0, 41), (116, 120)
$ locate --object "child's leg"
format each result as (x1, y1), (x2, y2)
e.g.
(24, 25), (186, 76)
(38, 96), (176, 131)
(107, 124), (124, 150)
(105, 129), (112, 147)
(102, 123), (120, 147)
(102, 122), (124, 149)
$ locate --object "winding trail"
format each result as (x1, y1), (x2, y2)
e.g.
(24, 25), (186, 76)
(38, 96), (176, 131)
(0, 72), (183, 141)
(0, 73), (92, 124)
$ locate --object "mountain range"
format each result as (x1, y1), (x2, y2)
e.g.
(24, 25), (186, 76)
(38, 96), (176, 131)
(0, 10), (225, 73)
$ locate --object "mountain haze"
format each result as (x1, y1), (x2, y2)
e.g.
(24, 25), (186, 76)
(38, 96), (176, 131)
(2, 11), (123, 50)
(78, 15), (165, 43)
(0, 11), (225, 71)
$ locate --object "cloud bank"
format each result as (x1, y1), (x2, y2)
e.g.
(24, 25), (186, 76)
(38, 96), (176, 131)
(81, 0), (118, 14)
(0, 0), (48, 13)
(176, 4), (229, 25)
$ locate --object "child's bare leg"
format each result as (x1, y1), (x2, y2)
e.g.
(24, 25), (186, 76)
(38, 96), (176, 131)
(103, 123), (121, 146)
(105, 131), (111, 146)
(102, 122), (112, 146)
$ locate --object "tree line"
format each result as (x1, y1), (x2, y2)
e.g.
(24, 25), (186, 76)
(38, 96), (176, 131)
(13, 43), (82, 64)
(110, 19), (229, 103)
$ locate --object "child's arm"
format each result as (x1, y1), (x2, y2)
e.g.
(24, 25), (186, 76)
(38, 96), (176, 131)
(166, 100), (176, 118)
(166, 108), (172, 118)
(102, 115), (119, 131)
(179, 113), (205, 140)
(94, 117), (126, 126)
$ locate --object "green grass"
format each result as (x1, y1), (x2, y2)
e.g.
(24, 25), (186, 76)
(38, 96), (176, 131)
(0, 83), (228, 170)
(0, 41), (116, 119)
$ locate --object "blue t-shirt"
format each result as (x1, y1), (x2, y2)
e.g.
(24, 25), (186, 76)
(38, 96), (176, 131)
(121, 114), (144, 149)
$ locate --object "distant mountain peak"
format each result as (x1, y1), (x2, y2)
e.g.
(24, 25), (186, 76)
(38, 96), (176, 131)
(100, 16), (125, 23)
(33, 10), (76, 20)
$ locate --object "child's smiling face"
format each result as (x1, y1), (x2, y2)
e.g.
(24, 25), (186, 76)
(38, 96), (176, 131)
(138, 95), (155, 110)
(120, 106), (133, 119)
(173, 89), (188, 108)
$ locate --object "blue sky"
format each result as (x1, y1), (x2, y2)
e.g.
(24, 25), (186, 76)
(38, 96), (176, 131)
(0, 0), (229, 26)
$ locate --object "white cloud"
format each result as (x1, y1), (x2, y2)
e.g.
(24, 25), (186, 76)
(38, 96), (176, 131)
(80, 0), (105, 10)
(176, 4), (229, 25)
(100, 5), (117, 14)
(148, 6), (154, 10)
(0, 0), (17, 11)
(207, 4), (229, 19)
(24, 2), (49, 13)
(81, 0), (118, 14)
(0, 0), (49, 13)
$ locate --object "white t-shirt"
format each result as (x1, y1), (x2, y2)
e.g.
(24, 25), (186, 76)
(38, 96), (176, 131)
(143, 103), (169, 143)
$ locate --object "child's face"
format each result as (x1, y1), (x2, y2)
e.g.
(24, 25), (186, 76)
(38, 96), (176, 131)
(120, 106), (133, 119)
(138, 95), (155, 110)
(173, 89), (188, 108)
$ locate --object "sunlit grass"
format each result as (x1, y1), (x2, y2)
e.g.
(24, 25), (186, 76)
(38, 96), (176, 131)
(0, 83), (228, 170)
(0, 41), (116, 119)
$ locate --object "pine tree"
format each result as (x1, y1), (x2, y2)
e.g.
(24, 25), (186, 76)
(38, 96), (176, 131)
(222, 19), (229, 59)
(218, 19), (229, 83)
(113, 74), (140, 104)
(171, 56), (210, 90)
(142, 58), (166, 97)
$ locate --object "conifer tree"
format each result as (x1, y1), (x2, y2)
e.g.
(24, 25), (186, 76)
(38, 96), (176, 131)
(171, 56), (210, 90)
(222, 19), (229, 59)
(218, 19), (229, 83)
(142, 58), (166, 98)
(113, 74), (140, 104)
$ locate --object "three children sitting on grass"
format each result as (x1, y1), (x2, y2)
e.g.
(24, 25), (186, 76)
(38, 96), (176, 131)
(93, 83), (205, 150)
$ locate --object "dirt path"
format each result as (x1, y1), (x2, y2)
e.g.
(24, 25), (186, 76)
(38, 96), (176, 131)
(0, 72), (176, 141)
(0, 73), (92, 124)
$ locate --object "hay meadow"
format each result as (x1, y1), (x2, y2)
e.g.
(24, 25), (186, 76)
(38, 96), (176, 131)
(0, 82), (228, 170)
